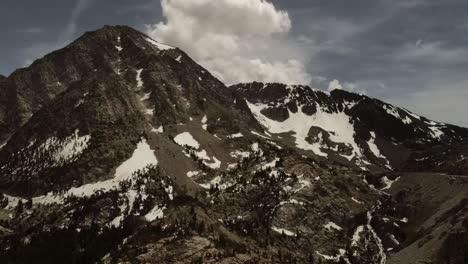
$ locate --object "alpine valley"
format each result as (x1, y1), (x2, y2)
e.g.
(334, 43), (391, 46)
(0, 26), (467, 264)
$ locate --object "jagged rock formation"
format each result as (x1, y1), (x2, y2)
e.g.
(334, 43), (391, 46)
(0, 26), (466, 264)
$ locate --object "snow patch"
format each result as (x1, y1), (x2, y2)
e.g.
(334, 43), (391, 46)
(324, 222), (343, 231)
(174, 132), (200, 149)
(316, 249), (347, 262)
(29, 139), (158, 204)
(368, 132), (392, 169)
(201, 115), (208, 130)
(271, 226), (296, 237)
(351, 197), (364, 204)
(186, 171), (200, 178)
(174, 132), (221, 169)
(140, 92), (152, 101)
(247, 101), (361, 160)
(227, 132), (243, 139)
(146, 37), (175, 51)
(145, 205), (165, 221)
(152, 126), (164, 133)
(145, 109), (154, 115)
(115, 37), (123, 52)
(428, 126), (444, 139)
(383, 105), (408, 124)
(136, 69), (144, 88)
(381, 176), (400, 190)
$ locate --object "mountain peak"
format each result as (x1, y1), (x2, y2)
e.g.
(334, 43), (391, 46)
(0, 25), (186, 142)
(1, 26), (468, 264)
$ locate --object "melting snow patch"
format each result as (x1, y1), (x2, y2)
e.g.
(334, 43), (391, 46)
(279, 199), (304, 206)
(351, 197), (364, 204)
(351, 225), (365, 247)
(174, 132), (221, 169)
(368, 132), (383, 159)
(75, 98), (85, 108)
(152, 126), (164, 133)
(381, 176), (400, 190)
(140, 92), (151, 101)
(33, 129), (91, 168)
(29, 139), (158, 204)
(175, 55), (182, 62)
(204, 156), (221, 169)
(261, 158), (279, 170)
(146, 37), (175, 51)
(428, 126), (444, 139)
(174, 132), (200, 149)
(368, 132), (392, 169)
(251, 131), (270, 139)
(389, 234), (400, 245)
(186, 171), (200, 178)
(231, 151), (250, 158)
(136, 69), (144, 88)
(201, 115), (208, 130)
(271, 226), (296, 237)
(227, 163), (237, 170)
(199, 175), (232, 190)
(365, 212), (386, 264)
(115, 37), (123, 52)
(324, 222), (343, 231)
(316, 249), (347, 261)
(251, 142), (260, 152)
(402, 108), (421, 120)
(227, 133), (243, 139)
(4, 195), (27, 209)
(247, 101), (362, 160)
(145, 205), (165, 221)
(145, 109), (154, 115)
(114, 139), (158, 179)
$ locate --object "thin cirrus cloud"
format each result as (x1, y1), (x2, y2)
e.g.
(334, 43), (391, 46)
(145, 0), (312, 85)
(19, 0), (93, 68)
(17, 27), (45, 34)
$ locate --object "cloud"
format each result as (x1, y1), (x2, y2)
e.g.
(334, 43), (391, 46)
(21, 42), (62, 67)
(395, 41), (468, 66)
(327, 79), (343, 92)
(145, 0), (311, 85)
(21, 0), (93, 68)
(389, 87), (468, 127)
(17, 27), (45, 34)
(327, 79), (370, 95)
(59, 0), (93, 43)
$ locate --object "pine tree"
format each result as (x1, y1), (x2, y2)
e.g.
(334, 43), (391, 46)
(16, 200), (24, 215)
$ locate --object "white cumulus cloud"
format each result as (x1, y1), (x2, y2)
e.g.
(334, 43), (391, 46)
(145, 0), (311, 85)
(328, 79), (343, 92)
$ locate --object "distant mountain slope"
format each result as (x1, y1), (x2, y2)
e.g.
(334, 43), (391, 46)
(231, 82), (468, 171)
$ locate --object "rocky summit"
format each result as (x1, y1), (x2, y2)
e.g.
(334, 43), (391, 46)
(0, 26), (467, 264)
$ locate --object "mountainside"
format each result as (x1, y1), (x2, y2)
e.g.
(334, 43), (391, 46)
(231, 82), (468, 170)
(0, 26), (467, 264)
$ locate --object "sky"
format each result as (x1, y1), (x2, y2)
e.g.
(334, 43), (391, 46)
(1, 0), (467, 127)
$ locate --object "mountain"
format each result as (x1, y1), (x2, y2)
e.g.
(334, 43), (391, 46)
(231, 82), (468, 171)
(0, 25), (467, 264)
